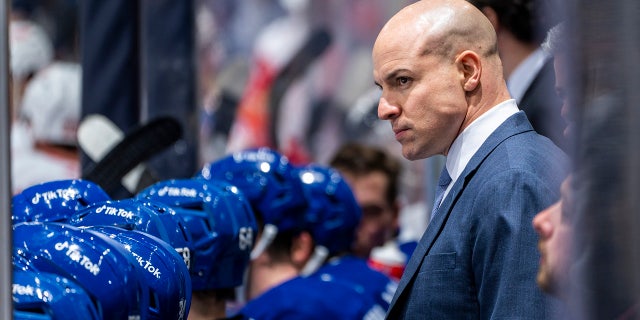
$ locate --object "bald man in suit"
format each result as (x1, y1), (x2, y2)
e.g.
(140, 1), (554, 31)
(372, 0), (568, 318)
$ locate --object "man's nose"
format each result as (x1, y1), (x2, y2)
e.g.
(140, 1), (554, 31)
(532, 202), (559, 237)
(378, 96), (399, 120)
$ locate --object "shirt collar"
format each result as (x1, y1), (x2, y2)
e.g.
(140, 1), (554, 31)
(445, 99), (520, 184)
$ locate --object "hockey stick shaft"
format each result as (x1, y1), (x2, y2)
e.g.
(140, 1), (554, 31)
(82, 116), (182, 195)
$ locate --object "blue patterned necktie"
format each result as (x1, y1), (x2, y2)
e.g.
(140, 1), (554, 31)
(430, 166), (451, 221)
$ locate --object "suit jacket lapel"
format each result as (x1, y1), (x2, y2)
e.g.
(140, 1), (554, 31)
(387, 111), (534, 312)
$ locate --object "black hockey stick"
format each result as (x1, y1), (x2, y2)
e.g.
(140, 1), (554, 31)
(268, 27), (332, 149)
(82, 116), (183, 196)
(78, 114), (146, 193)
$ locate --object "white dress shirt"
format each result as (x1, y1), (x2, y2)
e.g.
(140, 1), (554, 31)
(441, 99), (520, 201)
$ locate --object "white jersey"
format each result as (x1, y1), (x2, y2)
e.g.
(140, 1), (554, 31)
(11, 122), (80, 194)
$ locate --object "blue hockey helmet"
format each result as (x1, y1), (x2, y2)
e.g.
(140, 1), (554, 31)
(294, 164), (362, 257)
(13, 222), (150, 320)
(12, 248), (32, 272)
(92, 225), (191, 320)
(67, 198), (193, 269)
(13, 268), (100, 320)
(12, 179), (110, 223)
(137, 178), (257, 290)
(196, 147), (307, 233)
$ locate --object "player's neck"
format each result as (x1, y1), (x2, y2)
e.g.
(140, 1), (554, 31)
(188, 295), (226, 320)
(247, 260), (299, 300)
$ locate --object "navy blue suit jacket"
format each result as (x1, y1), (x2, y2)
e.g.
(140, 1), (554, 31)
(386, 112), (568, 319)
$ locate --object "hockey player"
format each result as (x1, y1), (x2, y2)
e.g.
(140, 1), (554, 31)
(236, 164), (396, 319)
(137, 178), (258, 319)
(196, 147), (310, 302)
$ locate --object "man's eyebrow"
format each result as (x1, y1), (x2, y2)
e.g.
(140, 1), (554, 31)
(375, 69), (410, 89)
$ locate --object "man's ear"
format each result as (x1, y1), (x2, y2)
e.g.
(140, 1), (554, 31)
(290, 231), (314, 269)
(456, 50), (481, 92)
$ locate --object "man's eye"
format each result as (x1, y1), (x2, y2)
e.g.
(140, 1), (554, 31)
(362, 205), (385, 217)
(397, 77), (410, 86)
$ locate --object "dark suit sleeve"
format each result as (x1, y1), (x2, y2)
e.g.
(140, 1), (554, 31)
(471, 169), (560, 319)
(519, 60), (567, 151)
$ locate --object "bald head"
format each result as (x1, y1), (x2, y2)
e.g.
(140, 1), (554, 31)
(373, 0), (512, 159)
(375, 0), (498, 61)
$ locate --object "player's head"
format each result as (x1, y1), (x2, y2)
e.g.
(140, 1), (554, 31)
(466, 0), (555, 44)
(9, 18), (53, 121)
(20, 62), (81, 146)
(295, 164), (362, 257)
(13, 268), (100, 320)
(329, 143), (402, 258)
(91, 226), (191, 320)
(9, 19), (52, 82)
(12, 179), (111, 224)
(533, 175), (574, 299)
(67, 198), (193, 269)
(13, 222), (149, 319)
(196, 147), (308, 258)
(137, 178), (258, 292)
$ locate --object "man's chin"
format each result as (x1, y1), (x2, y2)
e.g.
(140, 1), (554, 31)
(400, 146), (417, 161)
(564, 124), (575, 142)
(537, 270), (559, 296)
(401, 146), (431, 161)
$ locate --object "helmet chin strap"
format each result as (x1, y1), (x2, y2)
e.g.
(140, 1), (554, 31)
(250, 224), (278, 260)
(300, 245), (329, 276)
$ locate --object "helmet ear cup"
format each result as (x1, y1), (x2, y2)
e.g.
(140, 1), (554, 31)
(294, 165), (362, 256)
(12, 179), (111, 224)
(137, 178), (258, 290)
